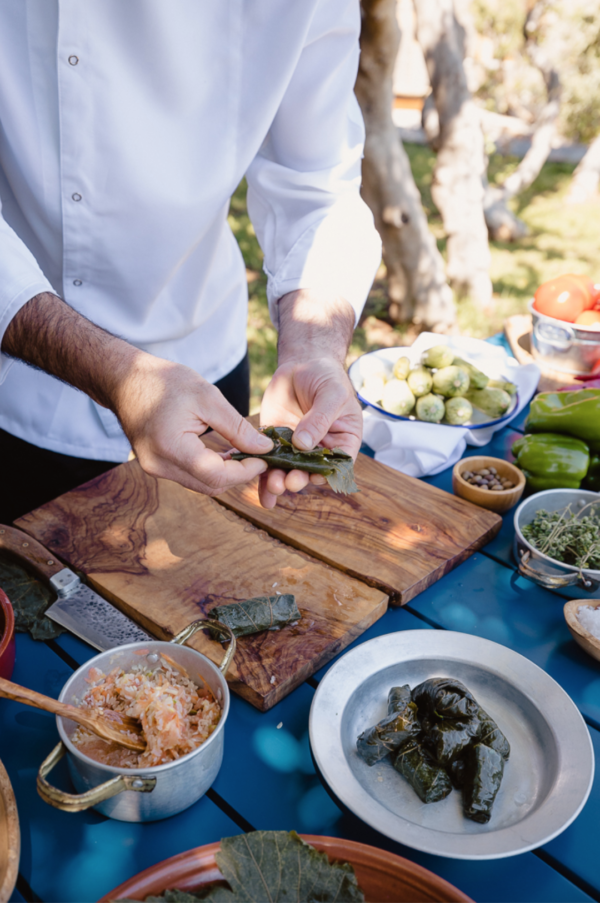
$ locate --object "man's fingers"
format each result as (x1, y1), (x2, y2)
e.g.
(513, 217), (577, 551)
(258, 472), (279, 509)
(139, 437), (268, 496)
(263, 468), (287, 497)
(292, 381), (348, 450)
(202, 384), (273, 454)
(284, 469), (310, 493)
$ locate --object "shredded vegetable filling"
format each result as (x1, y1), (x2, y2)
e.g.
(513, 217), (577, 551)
(71, 656), (221, 768)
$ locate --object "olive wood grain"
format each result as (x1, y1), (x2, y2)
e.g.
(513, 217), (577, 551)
(0, 525), (63, 581)
(203, 420), (502, 605)
(16, 462), (388, 710)
(0, 677), (145, 751)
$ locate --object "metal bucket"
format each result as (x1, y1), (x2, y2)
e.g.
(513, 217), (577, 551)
(513, 489), (600, 599)
(36, 619), (235, 822)
(528, 299), (600, 376)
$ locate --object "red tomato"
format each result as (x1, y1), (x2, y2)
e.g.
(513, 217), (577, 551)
(533, 275), (589, 321)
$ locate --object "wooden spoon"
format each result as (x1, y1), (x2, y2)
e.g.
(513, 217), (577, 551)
(0, 676), (146, 752)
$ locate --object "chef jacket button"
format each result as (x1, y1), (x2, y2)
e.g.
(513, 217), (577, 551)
(68, 55), (79, 66)
(73, 279), (82, 286)
(72, 192), (82, 202)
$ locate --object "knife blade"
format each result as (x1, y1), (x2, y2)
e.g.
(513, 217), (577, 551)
(46, 567), (153, 652)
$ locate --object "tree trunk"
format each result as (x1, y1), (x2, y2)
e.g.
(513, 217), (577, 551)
(413, 0), (492, 306)
(566, 133), (600, 204)
(484, 0), (561, 240)
(356, 0), (455, 328)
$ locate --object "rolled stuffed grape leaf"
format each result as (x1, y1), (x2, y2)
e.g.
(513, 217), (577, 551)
(420, 712), (481, 767)
(411, 677), (479, 721)
(207, 595), (300, 639)
(392, 740), (453, 804)
(477, 707), (510, 760)
(357, 685), (420, 765)
(231, 426), (358, 494)
(462, 743), (505, 823)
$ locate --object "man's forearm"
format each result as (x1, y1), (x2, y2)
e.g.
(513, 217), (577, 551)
(277, 290), (355, 365)
(1, 292), (142, 410)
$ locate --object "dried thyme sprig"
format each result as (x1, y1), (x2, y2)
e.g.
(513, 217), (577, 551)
(522, 502), (600, 571)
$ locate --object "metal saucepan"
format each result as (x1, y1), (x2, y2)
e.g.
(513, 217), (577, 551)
(37, 619), (236, 822)
(528, 299), (600, 376)
(513, 488), (600, 598)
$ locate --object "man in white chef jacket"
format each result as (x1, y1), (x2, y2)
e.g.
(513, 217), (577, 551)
(0, 1), (381, 524)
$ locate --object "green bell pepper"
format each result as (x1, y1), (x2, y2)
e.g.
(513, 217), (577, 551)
(512, 432), (590, 492)
(583, 454), (600, 492)
(525, 389), (600, 451)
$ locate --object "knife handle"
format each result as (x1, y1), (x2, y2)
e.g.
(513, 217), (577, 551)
(0, 524), (64, 582)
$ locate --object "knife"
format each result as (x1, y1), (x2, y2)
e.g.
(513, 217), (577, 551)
(0, 524), (152, 651)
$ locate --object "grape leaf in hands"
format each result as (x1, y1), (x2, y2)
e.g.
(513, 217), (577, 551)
(231, 427), (358, 494)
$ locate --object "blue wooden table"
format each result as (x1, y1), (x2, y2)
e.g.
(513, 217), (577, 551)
(3, 353), (600, 903)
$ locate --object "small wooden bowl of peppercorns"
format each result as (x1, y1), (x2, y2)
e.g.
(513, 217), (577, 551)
(452, 456), (526, 514)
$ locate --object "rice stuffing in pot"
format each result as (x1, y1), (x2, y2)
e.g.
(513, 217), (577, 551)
(71, 654), (221, 768)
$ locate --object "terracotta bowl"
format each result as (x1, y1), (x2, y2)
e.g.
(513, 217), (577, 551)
(100, 835), (473, 903)
(0, 588), (15, 681)
(453, 456), (526, 514)
(564, 599), (600, 663)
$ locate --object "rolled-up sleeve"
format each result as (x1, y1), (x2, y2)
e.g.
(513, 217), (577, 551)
(246, 0), (382, 329)
(0, 204), (55, 384)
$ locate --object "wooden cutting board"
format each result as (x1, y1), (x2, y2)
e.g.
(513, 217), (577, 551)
(15, 461), (388, 710)
(203, 430), (502, 605)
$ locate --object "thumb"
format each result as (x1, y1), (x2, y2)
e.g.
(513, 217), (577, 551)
(292, 380), (347, 450)
(204, 386), (273, 453)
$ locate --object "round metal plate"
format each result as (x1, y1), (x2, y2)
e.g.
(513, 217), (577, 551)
(309, 631), (594, 860)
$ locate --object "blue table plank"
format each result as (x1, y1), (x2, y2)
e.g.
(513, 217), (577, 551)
(325, 808), (595, 903)
(540, 723), (600, 897)
(405, 553), (600, 730)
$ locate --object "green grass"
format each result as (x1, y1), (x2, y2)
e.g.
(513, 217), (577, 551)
(231, 148), (600, 412)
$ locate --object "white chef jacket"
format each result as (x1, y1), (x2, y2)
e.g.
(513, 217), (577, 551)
(0, 0), (380, 461)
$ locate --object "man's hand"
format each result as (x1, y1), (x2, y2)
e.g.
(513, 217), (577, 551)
(2, 292), (273, 495)
(258, 289), (361, 508)
(113, 354), (274, 496)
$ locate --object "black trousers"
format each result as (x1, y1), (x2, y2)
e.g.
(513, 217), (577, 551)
(0, 352), (250, 525)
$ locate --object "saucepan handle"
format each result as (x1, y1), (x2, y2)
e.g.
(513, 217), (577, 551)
(37, 742), (156, 813)
(518, 551), (596, 590)
(170, 618), (236, 676)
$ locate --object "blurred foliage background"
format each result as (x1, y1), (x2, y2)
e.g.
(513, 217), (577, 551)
(232, 147), (600, 413)
(471, 0), (600, 144)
